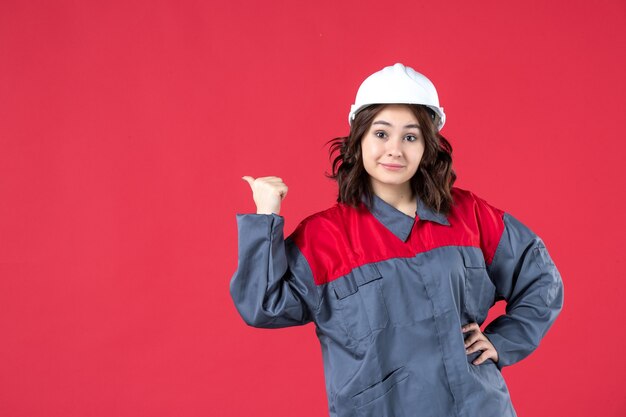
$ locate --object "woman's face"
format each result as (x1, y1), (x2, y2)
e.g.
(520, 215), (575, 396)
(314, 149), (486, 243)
(360, 104), (425, 198)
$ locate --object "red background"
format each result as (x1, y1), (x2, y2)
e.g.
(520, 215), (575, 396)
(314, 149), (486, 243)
(1, 1), (625, 416)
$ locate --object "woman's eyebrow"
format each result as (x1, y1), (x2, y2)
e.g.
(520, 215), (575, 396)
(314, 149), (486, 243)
(372, 120), (421, 129)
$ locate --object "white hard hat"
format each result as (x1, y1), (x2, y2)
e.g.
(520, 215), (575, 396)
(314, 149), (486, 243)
(348, 63), (446, 131)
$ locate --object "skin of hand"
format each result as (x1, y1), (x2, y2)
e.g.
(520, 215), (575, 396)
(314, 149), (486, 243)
(462, 322), (500, 365)
(241, 176), (288, 215)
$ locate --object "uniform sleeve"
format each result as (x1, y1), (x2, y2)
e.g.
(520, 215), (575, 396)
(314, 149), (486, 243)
(229, 213), (320, 328)
(482, 210), (565, 371)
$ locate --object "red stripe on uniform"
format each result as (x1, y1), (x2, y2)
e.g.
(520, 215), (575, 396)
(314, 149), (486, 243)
(290, 187), (505, 286)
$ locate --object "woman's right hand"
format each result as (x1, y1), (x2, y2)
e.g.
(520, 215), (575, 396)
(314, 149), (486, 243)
(241, 176), (288, 215)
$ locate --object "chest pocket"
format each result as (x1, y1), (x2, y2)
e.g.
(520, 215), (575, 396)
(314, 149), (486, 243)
(462, 249), (497, 324)
(331, 263), (389, 341)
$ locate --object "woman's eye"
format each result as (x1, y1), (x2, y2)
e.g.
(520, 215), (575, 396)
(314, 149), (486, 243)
(375, 131), (387, 139)
(405, 135), (417, 142)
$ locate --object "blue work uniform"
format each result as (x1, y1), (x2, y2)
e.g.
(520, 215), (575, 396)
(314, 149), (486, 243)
(229, 187), (564, 417)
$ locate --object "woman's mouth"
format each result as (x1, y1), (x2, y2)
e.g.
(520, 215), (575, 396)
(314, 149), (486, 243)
(380, 163), (405, 171)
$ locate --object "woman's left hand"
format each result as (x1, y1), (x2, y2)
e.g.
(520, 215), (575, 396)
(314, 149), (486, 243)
(462, 322), (499, 366)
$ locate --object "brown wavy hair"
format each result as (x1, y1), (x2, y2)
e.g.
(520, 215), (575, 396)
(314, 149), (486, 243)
(325, 104), (456, 215)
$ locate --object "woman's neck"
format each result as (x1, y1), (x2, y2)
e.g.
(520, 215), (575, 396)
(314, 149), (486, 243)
(372, 184), (417, 217)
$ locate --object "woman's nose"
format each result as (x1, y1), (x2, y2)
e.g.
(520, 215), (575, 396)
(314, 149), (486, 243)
(386, 137), (403, 156)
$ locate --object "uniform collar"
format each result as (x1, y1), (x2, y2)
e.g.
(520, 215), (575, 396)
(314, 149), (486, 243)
(362, 193), (450, 242)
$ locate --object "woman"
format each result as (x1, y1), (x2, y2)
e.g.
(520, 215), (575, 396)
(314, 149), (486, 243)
(230, 63), (564, 417)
